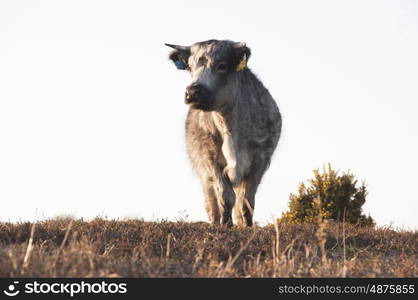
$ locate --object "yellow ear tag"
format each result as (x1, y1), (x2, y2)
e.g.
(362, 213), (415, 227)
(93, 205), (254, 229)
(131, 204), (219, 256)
(236, 54), (247, 72)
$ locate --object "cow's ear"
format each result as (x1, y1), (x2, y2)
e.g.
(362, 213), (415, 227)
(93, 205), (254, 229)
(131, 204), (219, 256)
(168, 50), (189, 70)
(234, 43), (251, 72)
(165, 44), (191, 70)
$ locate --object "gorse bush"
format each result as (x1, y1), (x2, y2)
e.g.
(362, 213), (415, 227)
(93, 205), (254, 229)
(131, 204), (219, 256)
(279, 164), (375, 226)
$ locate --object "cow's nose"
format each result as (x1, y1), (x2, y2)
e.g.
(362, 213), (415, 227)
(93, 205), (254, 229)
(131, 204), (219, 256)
(185, 83), (203, 103)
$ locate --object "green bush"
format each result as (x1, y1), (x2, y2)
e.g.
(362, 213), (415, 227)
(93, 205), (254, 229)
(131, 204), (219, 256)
(278, 164), (375, 226)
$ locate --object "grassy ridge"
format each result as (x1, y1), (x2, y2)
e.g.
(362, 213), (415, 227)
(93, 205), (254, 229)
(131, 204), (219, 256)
(0, 219), (416, 277)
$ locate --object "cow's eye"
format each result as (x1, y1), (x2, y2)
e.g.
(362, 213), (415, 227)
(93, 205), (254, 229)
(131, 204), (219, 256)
(217, 62), (227, 72)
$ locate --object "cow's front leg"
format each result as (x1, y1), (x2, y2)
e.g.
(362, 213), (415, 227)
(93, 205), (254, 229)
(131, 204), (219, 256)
(222, 134), (248, 186)
(212, 172), (235, 227)
(233, 180), (255, 227)
(203, 180), (220, 224)
(233, 161), (267, 227)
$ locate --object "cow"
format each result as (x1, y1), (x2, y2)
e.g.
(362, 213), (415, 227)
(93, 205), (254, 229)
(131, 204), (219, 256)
(166, 39), (281, 227)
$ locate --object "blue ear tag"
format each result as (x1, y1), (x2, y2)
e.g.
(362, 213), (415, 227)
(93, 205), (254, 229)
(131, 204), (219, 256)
(175, 60), (186, 70)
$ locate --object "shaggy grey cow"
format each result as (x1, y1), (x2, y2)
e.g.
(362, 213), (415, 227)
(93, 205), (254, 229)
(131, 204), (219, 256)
(166, 39), (281, 227)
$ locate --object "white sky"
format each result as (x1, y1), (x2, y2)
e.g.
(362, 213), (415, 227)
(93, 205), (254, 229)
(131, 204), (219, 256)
(0, 0), (417, 228)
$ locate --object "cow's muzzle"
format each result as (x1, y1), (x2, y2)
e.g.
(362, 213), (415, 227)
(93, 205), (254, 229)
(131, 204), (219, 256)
(185, 83), (212, 109)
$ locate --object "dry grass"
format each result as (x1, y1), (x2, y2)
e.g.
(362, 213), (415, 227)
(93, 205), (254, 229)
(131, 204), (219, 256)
(0, 218), (416, 277)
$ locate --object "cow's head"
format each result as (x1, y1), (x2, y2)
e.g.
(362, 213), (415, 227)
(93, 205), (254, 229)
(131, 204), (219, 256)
(166, 40), (251, 111)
